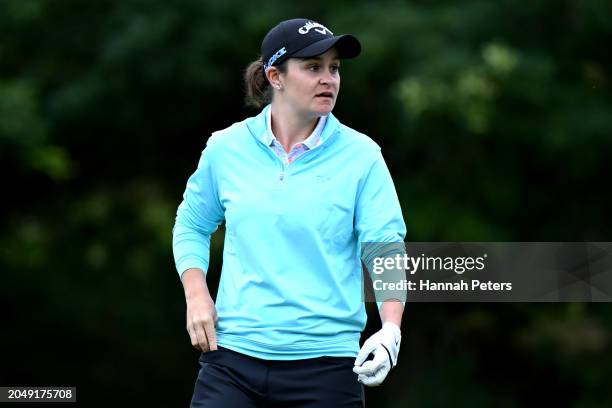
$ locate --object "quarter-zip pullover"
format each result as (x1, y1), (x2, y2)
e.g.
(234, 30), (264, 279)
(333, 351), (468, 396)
(173, 105), (406, 360)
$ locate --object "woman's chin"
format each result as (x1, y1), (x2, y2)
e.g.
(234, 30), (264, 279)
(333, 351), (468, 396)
(312, 104), (335, 116)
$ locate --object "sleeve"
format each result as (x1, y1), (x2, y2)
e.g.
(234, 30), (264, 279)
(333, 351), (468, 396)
(354, 151), (407, 308)
(172, 144), (225, 279)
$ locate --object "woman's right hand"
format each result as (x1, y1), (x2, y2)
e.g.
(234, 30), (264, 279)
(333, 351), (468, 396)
(186, 292), (218, 352)
(181, 268), (218, 352)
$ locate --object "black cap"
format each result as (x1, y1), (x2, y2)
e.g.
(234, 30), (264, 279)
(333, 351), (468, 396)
(261, 18), (361, 70)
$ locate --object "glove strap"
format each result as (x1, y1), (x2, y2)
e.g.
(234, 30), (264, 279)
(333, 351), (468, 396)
(381, 343), (394, 367)
(382, 322), (402, 367)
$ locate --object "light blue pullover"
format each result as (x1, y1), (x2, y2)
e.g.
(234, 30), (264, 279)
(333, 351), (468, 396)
(173, 105), (406, 360)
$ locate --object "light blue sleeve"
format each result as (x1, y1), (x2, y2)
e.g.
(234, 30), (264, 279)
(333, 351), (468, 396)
(355, 151), (407, 308)
(172, 145), (225, 279)
(354, 151), (406, 244)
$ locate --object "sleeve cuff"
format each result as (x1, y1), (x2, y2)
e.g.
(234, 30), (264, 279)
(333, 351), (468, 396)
(176, 258), (209, 279)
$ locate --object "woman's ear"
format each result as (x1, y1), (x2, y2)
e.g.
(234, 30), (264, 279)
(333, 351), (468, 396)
(266, 67), (283, 90)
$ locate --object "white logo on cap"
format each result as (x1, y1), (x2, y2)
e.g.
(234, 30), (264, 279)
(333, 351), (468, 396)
(298, 21), (333, 35)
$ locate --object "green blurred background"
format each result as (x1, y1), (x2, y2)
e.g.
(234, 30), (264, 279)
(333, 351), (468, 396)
(1, 0), (611, 406)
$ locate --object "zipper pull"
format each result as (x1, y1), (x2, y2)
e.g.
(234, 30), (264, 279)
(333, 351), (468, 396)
(279, 172), (285, 181)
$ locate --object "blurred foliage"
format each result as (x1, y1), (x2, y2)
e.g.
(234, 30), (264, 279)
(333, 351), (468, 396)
(1, 0), (611, 406)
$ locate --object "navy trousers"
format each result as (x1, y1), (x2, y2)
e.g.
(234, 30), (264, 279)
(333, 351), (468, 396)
(190, 346), (365, 407)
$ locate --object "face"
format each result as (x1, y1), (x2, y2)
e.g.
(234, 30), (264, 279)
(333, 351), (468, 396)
(275, 48), (341, 118)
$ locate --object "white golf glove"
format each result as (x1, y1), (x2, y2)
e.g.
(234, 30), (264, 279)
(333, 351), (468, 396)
(353, 322), (401, 386)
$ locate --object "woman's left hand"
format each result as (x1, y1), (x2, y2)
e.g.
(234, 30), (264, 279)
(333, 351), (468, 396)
(353, 322), (401, 386)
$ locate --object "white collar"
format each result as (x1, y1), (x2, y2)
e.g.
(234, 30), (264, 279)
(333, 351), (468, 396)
(263, 106), (328, 149)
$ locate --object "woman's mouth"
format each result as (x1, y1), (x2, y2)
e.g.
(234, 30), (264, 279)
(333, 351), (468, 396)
(315, 92), (334, 99)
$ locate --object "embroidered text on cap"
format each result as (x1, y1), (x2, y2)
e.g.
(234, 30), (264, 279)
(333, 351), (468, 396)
(298, 21), (333, 35)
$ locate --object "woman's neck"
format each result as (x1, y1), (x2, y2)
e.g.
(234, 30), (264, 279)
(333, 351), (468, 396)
(270, 103), (319, 153)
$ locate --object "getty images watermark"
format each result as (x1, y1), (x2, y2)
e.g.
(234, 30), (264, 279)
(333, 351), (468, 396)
(361, 242), (612, 302)
(370, 252), (508, 291)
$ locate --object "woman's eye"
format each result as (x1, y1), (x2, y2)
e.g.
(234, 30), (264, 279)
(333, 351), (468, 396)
(331, 65), (340, 73)
(308, 65), (319, 71)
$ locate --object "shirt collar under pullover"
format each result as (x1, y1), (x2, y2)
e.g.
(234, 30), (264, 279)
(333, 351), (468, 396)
(263, 105), (328, 149)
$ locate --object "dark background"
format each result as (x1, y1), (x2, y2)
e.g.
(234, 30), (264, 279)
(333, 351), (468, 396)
(1, 0), (611, 406)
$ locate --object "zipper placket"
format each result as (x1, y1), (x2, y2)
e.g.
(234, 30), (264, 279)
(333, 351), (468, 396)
(270, 144), (319, 182)
(254, 130), (330, 182)
(278, 142), (325, 181)
(279, 164), (285, 181)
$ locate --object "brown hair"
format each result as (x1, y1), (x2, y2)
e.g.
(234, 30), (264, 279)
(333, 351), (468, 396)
(243, 58), (288, 108)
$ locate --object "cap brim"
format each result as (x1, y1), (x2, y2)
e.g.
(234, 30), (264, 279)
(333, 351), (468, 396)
(291, 34), (361, 60)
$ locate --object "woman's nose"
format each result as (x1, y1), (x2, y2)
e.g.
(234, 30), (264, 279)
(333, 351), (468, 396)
(320, 70), (337, 85)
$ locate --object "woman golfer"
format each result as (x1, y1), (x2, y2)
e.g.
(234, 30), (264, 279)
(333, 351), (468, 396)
(173, 18), (406, 407)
